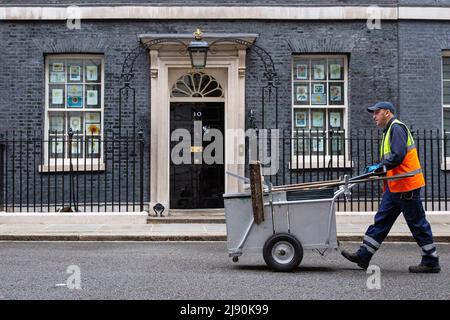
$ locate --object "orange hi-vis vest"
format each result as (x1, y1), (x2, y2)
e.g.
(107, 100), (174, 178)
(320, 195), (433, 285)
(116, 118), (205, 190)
(380, 119), (425, 192)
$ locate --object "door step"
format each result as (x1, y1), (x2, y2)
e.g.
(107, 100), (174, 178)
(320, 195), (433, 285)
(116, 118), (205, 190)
(147, 209), (225, 224)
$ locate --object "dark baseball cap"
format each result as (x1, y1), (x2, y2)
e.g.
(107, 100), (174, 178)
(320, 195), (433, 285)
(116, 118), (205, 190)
(367, 101), (395, 113)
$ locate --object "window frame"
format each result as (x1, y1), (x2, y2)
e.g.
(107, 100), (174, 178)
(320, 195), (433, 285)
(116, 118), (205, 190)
(441, 51), (450, 169)
(291, 54), (351, 169)
(43, 54), (105, 169)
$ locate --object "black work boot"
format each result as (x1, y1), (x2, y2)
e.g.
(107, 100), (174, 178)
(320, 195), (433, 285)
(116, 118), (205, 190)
(341, 250), (370, 270)
(409, 264), (441, 273)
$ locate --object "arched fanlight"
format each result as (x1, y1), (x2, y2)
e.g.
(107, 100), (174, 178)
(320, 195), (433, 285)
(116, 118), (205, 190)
(171, 72), (224, 98)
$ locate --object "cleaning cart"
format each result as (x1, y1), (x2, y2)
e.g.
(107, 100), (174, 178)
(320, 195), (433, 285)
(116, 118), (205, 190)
(223, 163), (412, 272)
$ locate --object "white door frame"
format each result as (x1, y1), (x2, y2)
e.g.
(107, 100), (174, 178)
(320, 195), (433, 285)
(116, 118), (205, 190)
(149, 48), (247, 210)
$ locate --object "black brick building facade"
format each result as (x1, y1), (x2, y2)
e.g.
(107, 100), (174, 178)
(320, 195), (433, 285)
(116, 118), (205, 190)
(1, 1), (449, 211)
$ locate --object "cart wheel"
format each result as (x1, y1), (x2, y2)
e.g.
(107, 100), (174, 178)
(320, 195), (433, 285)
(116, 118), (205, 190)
(263, 233), (303, 272)
(232, 256), (239, 263)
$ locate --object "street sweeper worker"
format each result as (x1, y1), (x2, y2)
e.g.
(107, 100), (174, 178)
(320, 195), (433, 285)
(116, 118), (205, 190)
(341, 101), (441, 273)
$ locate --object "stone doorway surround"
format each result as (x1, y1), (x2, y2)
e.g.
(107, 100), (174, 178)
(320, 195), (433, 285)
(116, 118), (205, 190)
(139, 33), (258, 210)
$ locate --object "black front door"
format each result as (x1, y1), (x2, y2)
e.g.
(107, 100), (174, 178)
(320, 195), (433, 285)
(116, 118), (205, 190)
(170, 102), (225, 209)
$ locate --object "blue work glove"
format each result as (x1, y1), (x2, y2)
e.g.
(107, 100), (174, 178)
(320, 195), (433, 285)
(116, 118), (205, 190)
(365, 163), (382, 173)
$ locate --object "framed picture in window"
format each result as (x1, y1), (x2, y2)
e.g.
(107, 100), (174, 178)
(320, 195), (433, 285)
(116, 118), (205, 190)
(87, 123), (101, 135)
(330, 85), (342, 102)
(49, 116), (64, 133)
(86, 112), (100, 123)
(312, 138), (324, 152)
(313, 84), (325, 94)
(329, 83), (344, 105)
(87, 90), (98, 106)
(89, 140), (99, 154)
(69, 65), (81, 81)
(70, 139), (83, 156)
(329, 63), (342, 80)
(296, 64), (308, 80)
(67, 85), (83, 108)
(312, 111), (324, 127)
(294, 139), (306, 155)
(51, 89), (64, 105)
(52, 140), (64, 155)
(329, 112), (341, 128)
(331, 137), (343, 154)
(87, 137), (100, 157)
(313, 64), (325, 80)
(311, 93), (327, 105)
(296, 85), (308, 102)
(86, 65), (98, 81)
(69, 115), (83, 132)
(50, 72), (65, 83)
(295, 111), (307, 127)
(50, 137), (64, 156)
(52, 63), (64, 72)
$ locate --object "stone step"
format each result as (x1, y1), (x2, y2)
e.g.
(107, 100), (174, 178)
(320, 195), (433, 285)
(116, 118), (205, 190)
(147, 216), (226, 224)
(147, 208), (225, 224)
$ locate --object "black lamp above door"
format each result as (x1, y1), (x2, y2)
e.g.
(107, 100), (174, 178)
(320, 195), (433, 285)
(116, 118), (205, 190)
(187, 29), (209, 69)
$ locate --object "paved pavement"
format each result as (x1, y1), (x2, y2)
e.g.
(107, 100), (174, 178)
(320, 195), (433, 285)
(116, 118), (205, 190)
(0, 220), (449, 241)
(0, 241), (448, 300)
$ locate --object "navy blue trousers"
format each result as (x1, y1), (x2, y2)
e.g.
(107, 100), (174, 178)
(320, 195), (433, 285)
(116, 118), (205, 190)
(357, 187), (439, 266)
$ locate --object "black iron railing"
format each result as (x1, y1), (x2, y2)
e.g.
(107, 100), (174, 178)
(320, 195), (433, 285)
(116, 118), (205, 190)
(1, 128), (450, 213)
(0, 131), (145, 212)
(251, 128), (450, 212)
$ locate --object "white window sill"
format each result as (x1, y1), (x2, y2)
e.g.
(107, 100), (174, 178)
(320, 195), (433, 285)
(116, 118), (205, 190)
(39, 163), (105, 173)
(441, 160), (450, 171)
(290, 156), (353, 169)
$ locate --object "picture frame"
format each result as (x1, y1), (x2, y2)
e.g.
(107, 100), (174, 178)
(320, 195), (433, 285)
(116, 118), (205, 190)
(329, 112), (341, 128)
(311, 93), (327, 105)
(52, 63), (64, 72)
(86, 112), (100, 123)
(87, 123), (101, 135)
(51, 138), (64, 155)
(87, 138), (100, 155)
(69, 65), (81, 81)
(67, 85), (83, 108)
(86, 90), (98, 106)
(294, 139), (305, 154)
(51, 89), (64, 105)
(292, 130), (310, 155)
(295, 111), (307, 127)
(296, 64), (308, 80)
(331, 137), (343, 154)
(313, 84), (325, 94)
(69, 116), (83, 132)
(313, 64), (325, 80)
(330, 85), (342, 102)
(86, 65), (98, 81)
(296, 85), (308, 102)
(50, 72), (65, 83)
(312, 111), (324, 127)
(50, 116), (64, 133)
(312, 138), (324, 152)
(70, 139), (83, 155)
(329, 63), (342, 80)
